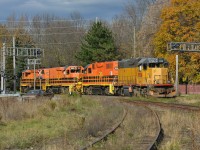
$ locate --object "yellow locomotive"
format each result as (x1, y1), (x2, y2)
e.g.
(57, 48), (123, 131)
(116, 57), (176, 97)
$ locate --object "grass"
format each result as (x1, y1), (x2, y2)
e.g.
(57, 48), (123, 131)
(90, 105), (158, 150)
(0, 96), (91, 149)
(156, 108), (200, 150)
(128, 94), (200, 106)
(0, 95), (124, 149)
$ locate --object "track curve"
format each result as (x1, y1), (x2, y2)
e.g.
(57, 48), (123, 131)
(79, 108), (127, 150)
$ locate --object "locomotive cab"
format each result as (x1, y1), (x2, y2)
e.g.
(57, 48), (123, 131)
(137, 58), (170, 85)
(65, 66), (84, 79)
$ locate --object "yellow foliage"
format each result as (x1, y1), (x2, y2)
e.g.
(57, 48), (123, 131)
(153, 0), (200, 83)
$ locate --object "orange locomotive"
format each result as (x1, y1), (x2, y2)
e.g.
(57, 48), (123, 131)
(80, 61), (118, 95)
(20, 66), (84, 93)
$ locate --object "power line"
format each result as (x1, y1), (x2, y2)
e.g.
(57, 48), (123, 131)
(0, 25), (91, 30)
(0, 31), (86, 37)
(0, 18), (95, 23)
(34, 42), (82, 45)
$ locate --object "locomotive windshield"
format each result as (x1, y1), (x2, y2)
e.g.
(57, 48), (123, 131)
(149, 63), (168, 68)
(70, 67), (81, 73)
(138, 58), (169, 69)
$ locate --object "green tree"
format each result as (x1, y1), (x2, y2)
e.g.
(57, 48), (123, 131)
(76, 22), (120, 66)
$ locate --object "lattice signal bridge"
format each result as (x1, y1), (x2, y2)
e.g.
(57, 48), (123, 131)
(5, 47), (44, 57)
(168, 42), (200, 52)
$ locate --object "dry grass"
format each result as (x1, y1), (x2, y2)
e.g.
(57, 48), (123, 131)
(128, 94), (200, 106)
(0, 97), (49, 121)
(153, 107), (200, 150)
(90, 104), (159, 150)
(0, 95), (124, 150)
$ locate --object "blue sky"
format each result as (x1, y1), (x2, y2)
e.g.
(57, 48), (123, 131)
(0, 0), (125, 21)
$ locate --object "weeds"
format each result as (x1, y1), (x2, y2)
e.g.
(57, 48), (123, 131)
(0, 95), (123, 149)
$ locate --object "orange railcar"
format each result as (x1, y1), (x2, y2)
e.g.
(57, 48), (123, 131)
(20, 66), (84, 93)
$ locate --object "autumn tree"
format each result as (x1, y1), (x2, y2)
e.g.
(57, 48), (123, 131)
(153, 0), (200, 83)
(76, 21), (120, 66)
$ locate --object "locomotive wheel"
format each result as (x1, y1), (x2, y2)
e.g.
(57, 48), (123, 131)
(86, 86), (93, 95)
(61, 87), (69, 94)
(133, 89), (139, 97)
(104, 87), (110, 95)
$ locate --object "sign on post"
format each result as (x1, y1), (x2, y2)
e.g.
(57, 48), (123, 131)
(168, 42), (200, 52)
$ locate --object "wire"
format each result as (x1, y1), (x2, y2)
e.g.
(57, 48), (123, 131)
(0, 31), (86, 37)
(0, 18), (94, 23)
(34, 42), (82, 45)
(0, 24), (91, 30)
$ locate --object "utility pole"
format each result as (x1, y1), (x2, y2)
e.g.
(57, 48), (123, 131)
(34, 60), (36, 90)
(13, 36), (16, 93)
(133, 26), (136, 57)
(1, 43), (6, 94)
(175, 55), (179, 96)
(96, 17), (98, 24)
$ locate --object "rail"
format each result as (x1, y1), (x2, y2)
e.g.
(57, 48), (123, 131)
(79, 108), (127, 150)
(122, 100), (163, 150)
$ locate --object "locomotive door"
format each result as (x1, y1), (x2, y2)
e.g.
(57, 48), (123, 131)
(46, 70), (50, 85)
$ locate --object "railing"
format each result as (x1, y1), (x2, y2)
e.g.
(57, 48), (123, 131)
(20, 77), (78, 86)
(82, 76), (118, 84)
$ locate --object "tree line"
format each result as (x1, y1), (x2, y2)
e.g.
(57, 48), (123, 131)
(0, 0), (199, 91)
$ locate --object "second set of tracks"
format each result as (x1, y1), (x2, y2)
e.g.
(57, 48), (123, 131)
(80, 95), (200, 150)
(80, 97), (164, 150)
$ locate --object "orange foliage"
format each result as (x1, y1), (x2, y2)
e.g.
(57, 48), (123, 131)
(153, 0), (200, 83)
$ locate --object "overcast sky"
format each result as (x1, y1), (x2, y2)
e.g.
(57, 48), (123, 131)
(0, 0), (125, 21)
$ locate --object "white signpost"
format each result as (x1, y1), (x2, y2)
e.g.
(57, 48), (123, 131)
(27, 59), (42, 90)
(168, 42), (200, 96)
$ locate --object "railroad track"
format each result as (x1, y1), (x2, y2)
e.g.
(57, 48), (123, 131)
(122, 101), (163, 150)
(79, 107), (127, 150)
(80, 98), (163, 150)
(122, 99), (200, 112)
(87, 95), (200, 112)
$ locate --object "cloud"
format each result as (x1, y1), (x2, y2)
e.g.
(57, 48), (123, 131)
(0, 0), (124, 21)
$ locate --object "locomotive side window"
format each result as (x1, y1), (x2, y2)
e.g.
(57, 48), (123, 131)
(88, 68), (92, 74)
(164, 63), (169, 68)
(71, 69), (75, 73)
(106, 63), (113, 69)
(106, 64), (110, 69)
(156, 63), (160, 68)
(143, 64), (147, 70)
(67, 70), (69, 75)
(149, 63), (155, 68)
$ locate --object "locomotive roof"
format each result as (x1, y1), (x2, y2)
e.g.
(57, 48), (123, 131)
(119, 57), (168, 68)
(138, 58), (168, 65)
